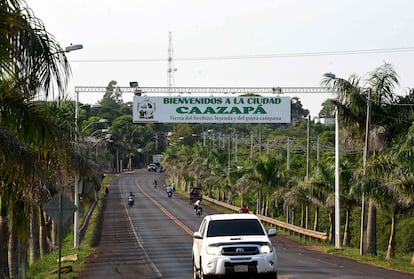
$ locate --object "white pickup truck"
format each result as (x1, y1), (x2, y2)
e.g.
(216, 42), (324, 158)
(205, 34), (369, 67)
(192, 214), (278, 279)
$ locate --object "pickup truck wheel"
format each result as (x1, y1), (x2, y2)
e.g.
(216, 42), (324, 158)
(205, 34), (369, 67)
(200, 267), (213, 279)
(192, 257), (200, 279)
(193, 264), (200, 279)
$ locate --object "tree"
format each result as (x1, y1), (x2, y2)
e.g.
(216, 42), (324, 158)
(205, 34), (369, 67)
(322, 63), (401, 256)
(1, 1), (73, 277)
(252, 154), (286, 216)
(395, 122), (414, 263)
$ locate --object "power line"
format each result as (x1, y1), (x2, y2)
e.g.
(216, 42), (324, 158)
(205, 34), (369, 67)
(70, 46), (414, 63)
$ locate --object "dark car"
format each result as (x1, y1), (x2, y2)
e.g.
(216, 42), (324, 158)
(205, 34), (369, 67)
(189, 187), (202, 204)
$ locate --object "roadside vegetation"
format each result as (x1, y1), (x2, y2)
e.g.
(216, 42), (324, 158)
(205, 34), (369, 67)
(1, 0), (413, 278)
(27, 175), (113, 278)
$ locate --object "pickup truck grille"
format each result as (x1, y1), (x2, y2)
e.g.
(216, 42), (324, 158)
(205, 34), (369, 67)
(222, 245), (259, 255)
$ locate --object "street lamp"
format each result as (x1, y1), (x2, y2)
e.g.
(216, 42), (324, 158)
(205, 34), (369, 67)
(130, 81), (142, 96)
(69, 43), (83, 249)
(323, 72), (341, 250)
(65, 44), (83, 53)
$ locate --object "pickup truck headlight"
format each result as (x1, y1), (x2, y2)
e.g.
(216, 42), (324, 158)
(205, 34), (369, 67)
(206, 246), (221, 255)
(260, 244), (273, 254)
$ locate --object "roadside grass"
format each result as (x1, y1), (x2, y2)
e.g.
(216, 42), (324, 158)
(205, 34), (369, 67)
(327, 246), (414, 275)
(27, 175), (114, 279)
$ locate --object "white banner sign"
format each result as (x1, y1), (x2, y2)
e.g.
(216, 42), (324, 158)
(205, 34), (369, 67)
(133, 96), (291, 123)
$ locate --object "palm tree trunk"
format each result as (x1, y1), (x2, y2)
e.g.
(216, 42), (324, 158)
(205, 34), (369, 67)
(366, 199), (377, 255)
(286, 205), (290, 224)
(342, 207), (350, 247)
(259, 190), (263, 215)
(300, 204), (305, 228)
(39, 211), (49, 258)
(386, 210), (396, 260)
(19, 240), (28, 279)
(0, 199), (9, 278)
(313, 207), (319, 231)
(29, 207), (40, 265)
(263, 196), (269, 216)
(228, 192), (233, 205)
(8, 233), (18, 278)
(329, 209), (334, 244)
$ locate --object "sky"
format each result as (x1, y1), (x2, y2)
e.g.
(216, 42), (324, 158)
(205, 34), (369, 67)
(28, 0), (414, 117)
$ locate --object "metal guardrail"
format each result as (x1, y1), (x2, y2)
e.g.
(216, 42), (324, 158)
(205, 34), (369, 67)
(79, 198), (98, 239)
(203, 196), (328, 241)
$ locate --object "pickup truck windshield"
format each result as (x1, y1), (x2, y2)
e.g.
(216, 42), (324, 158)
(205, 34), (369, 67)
(207, 219), (265, 237)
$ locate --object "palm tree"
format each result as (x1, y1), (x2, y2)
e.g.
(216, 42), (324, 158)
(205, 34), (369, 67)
(322, 63), (400, 256)
(395, 122), (414, 263)
(283, 177), (308, 231)
(363, 152), (414, 260)
(252, 154), (286, 216)
(302, 157), (334, 233)
(206, 149), (227, 198)
(1, 0), (72, 277)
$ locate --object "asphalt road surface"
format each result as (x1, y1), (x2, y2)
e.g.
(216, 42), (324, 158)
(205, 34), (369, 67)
(77, 170), (414, 279)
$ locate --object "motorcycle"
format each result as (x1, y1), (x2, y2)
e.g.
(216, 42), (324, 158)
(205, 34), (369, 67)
(166, 186), (173, 198)
(128, 195), (135, 206)
(153, 180), (158, 188)
(195, 205), (202, 216)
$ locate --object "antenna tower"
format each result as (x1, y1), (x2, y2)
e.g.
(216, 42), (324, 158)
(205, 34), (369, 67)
(167, 31), (177, 88)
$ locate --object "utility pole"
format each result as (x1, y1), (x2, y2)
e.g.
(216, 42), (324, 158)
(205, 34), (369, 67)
(286, 137), (290, 171)
(306, 114), (311, 229)
(306, 115), (311, 180)
(250, 133), (254, 158)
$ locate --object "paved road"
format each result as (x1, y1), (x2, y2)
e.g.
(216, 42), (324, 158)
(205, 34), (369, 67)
(77, 170), (414, 279)
(77, 172), (158, 279)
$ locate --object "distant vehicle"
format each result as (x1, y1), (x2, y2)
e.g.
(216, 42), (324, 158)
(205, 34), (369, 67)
(192, 214), (278, 279)
(166, 185), (173, 198)
(152, 154), (163, 165)
(147, 163), (157, 172)
(127, 193), (135, 206)
(194, 200), (202, 216)
(189, 187), (202, 204)
(195, 206), (202, 216)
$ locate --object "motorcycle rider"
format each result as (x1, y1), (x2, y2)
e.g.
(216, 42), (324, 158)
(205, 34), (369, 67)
(166, 185), (173, 197)
(128, 192), (135, 205)
(194, 199), (202, 214)
(239, 204), (249, 214)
